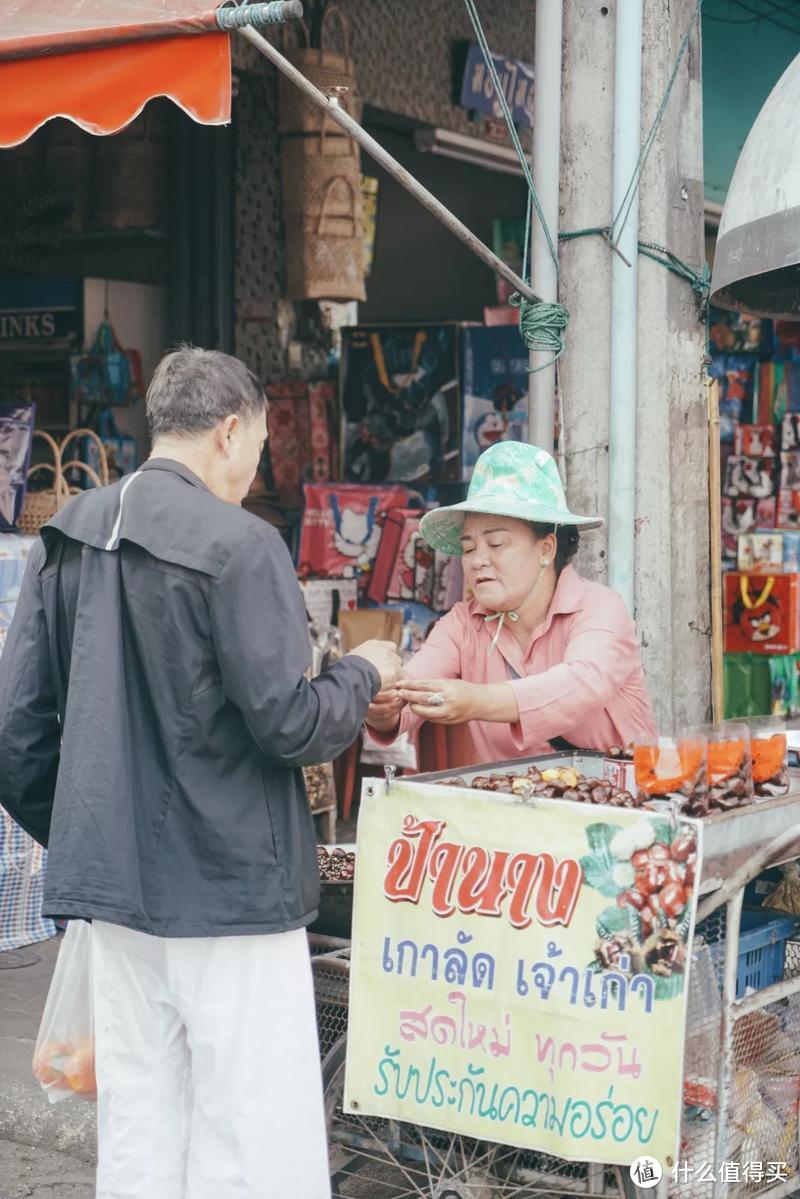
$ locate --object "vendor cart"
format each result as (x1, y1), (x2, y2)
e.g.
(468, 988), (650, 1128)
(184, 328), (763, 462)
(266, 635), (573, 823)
(311, 752), (800, 1199)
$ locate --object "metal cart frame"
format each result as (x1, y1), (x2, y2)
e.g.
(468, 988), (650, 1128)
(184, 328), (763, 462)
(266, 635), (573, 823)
(311, 762), (800, 1199)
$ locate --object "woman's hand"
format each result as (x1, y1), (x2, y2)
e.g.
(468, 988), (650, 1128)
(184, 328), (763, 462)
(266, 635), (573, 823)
(397, 679), (521, 726)
(397, 679), (484, 725)
(365, 689), (405, 735)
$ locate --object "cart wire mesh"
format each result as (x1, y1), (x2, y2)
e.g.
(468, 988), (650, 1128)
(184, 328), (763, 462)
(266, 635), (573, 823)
(310, 907), (800, 1199)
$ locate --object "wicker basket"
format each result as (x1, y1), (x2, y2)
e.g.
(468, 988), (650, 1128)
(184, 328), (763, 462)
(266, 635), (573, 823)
(43, 121), (95, 233)
(18, 429), (109, 536)
(278, 5), (361, 135)
(281, 122), (361, 219)
(285, 175), (366, 302)
(93, 107), (167, 231)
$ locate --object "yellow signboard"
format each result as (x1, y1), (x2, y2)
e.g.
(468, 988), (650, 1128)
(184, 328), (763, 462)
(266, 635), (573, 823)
(345, 780), (702, 1168)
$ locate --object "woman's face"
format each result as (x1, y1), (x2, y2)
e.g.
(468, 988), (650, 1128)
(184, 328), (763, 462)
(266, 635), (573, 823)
(460, 514), (554, 611)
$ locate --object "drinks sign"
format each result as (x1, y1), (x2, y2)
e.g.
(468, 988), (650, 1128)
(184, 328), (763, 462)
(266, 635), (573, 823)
(459, 44), (535, 129)
(346, 780), (702, 1167)
(0, 280), (82, 349)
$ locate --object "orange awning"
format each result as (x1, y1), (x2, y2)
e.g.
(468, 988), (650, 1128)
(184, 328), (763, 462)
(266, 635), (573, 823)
(0, 1), (231, 147)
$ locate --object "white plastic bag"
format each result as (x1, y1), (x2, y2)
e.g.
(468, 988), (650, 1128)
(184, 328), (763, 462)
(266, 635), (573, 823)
(33, 921), (96, 1104)
(360, 727), (418, 770)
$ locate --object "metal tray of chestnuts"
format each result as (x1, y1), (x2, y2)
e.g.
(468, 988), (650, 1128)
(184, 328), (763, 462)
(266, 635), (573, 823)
(310, 844), (356, 939)
(407, 751), (800, 895)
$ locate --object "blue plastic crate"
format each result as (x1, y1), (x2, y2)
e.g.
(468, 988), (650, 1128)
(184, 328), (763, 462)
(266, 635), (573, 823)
(743, 867), (782, 908)
(707, 908), (799, 999)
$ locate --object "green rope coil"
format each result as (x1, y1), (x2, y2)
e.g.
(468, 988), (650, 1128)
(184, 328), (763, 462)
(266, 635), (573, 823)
(510, 296), (570, 370)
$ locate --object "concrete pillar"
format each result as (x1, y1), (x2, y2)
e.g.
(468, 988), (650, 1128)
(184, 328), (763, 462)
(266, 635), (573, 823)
(559, 0), (710, 730)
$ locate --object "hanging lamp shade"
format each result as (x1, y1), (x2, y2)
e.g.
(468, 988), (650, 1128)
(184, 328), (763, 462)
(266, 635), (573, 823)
(711, 50), (800, 319)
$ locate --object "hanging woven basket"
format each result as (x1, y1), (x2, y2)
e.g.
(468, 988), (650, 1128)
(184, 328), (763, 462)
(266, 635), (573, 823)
(278, 5), (361, 135)
(281, 121), (361, 219)
(18, 429), (109, 536)
(285, 175), (366, 302)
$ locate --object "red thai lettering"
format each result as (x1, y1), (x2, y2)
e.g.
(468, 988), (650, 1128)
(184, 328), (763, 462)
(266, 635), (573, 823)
(428, 841), (465, 917)
(382, 814), (583, 928)
(384, 816), (445, 904)
(505, 853), (550, 929)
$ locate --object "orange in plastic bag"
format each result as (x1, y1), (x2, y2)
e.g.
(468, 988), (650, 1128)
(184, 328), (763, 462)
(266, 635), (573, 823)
(751, 733), (787, 786)
(707, 738), (745, 785)
(33, 921), (96, 1105)
(33, 1036), (96, 1100)
(634, 740), (705, 796)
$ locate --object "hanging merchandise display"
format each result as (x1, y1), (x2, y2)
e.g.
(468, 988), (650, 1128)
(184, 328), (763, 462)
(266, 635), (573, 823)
(266, 380), (335, 506)
(70, 319), (144, 408)
(724, 573), (800, 656)
(461, 325), (529, 480)
(341, 325), (460, 484)
(0, 402), (36, 532)
(78, 410), (138, 486)
(18, 429), (109, 536)
(361, 176), (379, 276)
(297, 482), (409, 590)
(277, 5), (360, 135)
(0, 533), (56, 953)
(279, 6), (365, 303)
(93, 105), (167, 232)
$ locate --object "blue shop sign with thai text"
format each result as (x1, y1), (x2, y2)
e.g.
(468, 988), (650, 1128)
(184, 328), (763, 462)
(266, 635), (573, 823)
(459, 44), (535, 128)
(0, 279), (82, 349)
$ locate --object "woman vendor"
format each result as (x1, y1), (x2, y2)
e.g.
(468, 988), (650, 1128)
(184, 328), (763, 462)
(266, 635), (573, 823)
(366, 441), (656, 764)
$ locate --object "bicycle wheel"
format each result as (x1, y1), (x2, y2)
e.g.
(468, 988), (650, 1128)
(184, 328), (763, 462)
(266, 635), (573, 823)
(323, 1036), (621, 1199)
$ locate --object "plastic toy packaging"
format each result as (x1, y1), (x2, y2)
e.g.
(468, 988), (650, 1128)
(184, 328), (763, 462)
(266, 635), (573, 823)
(782, 412), (800, 451)
(0, 403), (35, 531)
(32, 921), (96, 1104)
(737, 532), (783, 575)
(734, 423), (776, 458)
(723, 455), (775, 500)
(297, 482), (409, 591)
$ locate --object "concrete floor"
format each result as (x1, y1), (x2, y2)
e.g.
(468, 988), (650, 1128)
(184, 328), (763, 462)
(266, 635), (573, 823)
(0, 1138), (94, 1198)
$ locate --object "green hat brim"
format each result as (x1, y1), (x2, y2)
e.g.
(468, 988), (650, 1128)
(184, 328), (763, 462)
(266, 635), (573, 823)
(419, 496), (604, 557)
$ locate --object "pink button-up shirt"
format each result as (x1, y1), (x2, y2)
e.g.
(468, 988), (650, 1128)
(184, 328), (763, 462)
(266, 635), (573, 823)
(388, 565), (656, 767)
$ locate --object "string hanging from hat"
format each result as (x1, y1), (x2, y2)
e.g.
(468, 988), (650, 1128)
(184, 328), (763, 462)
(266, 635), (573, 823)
(462, 0), (709, 371)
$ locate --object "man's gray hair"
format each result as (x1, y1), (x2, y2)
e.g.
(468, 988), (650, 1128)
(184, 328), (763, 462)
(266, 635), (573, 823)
(146, 346), (265, 440)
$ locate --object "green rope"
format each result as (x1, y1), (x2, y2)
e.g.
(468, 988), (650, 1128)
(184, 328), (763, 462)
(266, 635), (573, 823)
(463, 0), (567, 369)
(612, 0), (703, 245)
(510, 296), (570, 369)
(463, 0), (559, 273)
(462, 0), (706, 364)
(638, 241), (711, 312)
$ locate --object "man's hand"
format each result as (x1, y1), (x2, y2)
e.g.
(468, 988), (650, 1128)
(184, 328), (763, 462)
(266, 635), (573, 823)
(348, 640), (401, 692)
(365, 689), (405, 735)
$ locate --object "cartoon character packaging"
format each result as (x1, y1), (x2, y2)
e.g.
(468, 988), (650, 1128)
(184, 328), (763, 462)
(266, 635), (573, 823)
(725, 573), (800, 655)
(298, 483), (409, 591)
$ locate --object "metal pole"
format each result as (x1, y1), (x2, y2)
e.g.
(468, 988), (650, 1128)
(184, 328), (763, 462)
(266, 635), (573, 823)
(712, 889), (743, 1199)
(238, 25), (541, 306)
(607, 0), (643, 614)
(528, 0), (562, 451)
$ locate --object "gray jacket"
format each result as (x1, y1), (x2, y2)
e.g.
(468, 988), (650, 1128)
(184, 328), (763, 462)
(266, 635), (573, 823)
(0, 459), (379, 936)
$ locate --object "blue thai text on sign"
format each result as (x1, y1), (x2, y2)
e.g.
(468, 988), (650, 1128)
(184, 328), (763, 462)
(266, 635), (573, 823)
(459, 44), (535, 128)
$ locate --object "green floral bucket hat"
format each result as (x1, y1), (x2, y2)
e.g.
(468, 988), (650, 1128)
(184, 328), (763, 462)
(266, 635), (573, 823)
(420, 441), (603, 556)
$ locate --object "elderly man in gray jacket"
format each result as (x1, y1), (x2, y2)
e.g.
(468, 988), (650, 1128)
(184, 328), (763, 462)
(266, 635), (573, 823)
(0, 347), (399, 1199)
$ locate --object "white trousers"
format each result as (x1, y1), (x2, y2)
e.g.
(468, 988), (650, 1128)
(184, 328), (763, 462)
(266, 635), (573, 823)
(92, 921), (331, 1199)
